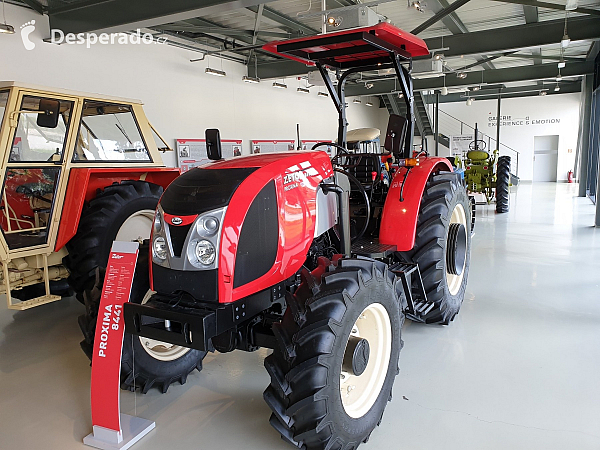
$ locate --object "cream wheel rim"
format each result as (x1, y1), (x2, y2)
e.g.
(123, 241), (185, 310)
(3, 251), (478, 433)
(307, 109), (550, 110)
(116, 209), (155, 242)
(340, 303), (392, 419)
(446, 203), (468, 296)
(138, 289), (191, 362)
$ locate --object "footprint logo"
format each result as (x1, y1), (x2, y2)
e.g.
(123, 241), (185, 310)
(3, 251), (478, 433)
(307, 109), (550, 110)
(20, 20), (36, 51)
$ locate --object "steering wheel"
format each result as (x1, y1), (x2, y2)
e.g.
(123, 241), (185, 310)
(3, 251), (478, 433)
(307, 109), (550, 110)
(468, 140), (487, 151)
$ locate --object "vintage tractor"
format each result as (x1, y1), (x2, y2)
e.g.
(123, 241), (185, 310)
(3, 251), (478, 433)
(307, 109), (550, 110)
(0, 82), (211, 390)
(454, 127), (511, 213)
(123, 24), (472, 449)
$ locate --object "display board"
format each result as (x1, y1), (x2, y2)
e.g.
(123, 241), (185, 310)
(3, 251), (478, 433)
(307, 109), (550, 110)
(176, 139), (242, 172)
(250, 140), (296, 154)
(301, 140), (333, 154)
(450, 135), (474, 156)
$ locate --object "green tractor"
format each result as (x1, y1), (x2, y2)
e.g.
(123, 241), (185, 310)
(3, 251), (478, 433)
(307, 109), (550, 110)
(451, 131), (511, 214)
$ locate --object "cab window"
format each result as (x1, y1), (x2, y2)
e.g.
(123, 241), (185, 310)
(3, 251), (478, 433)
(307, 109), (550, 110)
(73, 100), (151, 162)
(10, 96), (73, 163)
(0, 90), (8, 126)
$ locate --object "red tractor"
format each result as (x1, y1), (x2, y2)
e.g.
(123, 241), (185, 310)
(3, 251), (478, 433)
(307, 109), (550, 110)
(123, 24), (472, 449)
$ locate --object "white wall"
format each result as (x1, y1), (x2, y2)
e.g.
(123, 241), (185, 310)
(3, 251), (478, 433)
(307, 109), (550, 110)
(440, 94), (581, 181)
(0, 4), (382, 166)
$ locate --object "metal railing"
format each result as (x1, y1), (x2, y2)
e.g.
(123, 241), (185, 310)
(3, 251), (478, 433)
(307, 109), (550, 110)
(436, 110), (520, 177)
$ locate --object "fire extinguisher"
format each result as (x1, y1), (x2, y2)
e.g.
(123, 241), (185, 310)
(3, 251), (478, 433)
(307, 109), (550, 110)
(567, 170), (574, 183)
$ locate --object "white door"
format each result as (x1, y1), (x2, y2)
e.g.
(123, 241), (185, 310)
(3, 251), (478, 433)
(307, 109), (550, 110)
(533, 135), (559, 182)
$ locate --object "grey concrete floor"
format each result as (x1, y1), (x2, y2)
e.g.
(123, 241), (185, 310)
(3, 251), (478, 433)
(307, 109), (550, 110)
(1, 182), (599, 450)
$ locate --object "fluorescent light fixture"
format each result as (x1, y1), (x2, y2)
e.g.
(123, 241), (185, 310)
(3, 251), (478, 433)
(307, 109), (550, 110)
(565, 0), (578, 11)
(472, 85), (480, 91)
(539, 90), (548, 96)
(558, 60), (566, 69)
(440, 86), (448, 96)
(466, 98), (473, 106)
(353, 98), (361, 104)
(408, 0), (425, 12)
(365, 101), (373, 107)
(561, 34), (570, 48)
(398, 92), (404, 99)
(365, 83), (374, 89)
(297, 87), (310, 94)
(242, 75), (260, 83)
(0, 23), (14, 34)
(206, 67), (226, 77)
(273, 82), (287, 89)
(554, 84), (560, 92)
(318, 91), (329, 97)
(457, 72), (467, 79)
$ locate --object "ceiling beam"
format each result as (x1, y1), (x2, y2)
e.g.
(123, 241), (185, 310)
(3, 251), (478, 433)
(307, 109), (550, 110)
(154, 25), (289, 38)
(490, 0), (600, 16)
(343, 61), (593, 96)
(247, 5), (319, 36)
(411, 0), (472, 35)
(19, 0), (45, 15)
(48, 0), (280, 34)
(425, 81), (581, 102)
(256, 16), (600, 79)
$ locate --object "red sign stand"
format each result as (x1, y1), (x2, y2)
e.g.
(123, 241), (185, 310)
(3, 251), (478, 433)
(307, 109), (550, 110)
(84, 241), (155, 450)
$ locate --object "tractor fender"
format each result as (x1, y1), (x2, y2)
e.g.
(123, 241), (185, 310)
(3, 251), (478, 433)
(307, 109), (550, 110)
(379, 157), (452, 251)
(55, 167), (180, 251)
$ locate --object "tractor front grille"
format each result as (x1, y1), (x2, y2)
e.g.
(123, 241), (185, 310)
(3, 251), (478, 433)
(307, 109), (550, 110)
(168, 223), (192, 257)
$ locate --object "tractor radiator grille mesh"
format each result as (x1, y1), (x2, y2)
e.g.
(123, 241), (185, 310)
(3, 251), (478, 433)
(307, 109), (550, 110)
(168, 223), (192, 257)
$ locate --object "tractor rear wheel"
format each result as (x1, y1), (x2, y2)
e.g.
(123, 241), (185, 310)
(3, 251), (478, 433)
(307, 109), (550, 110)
(264, 258), (403, 449)
(495, 155), (511, 213)
(399, 172), (471, 324)
(79, 242), (206, 393)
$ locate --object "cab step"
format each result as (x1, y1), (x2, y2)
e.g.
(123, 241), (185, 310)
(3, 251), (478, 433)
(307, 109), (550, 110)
(389, 262), (434, 322)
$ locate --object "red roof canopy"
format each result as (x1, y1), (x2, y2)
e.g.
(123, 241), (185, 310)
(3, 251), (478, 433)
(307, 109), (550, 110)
(262, 23), (429, 68)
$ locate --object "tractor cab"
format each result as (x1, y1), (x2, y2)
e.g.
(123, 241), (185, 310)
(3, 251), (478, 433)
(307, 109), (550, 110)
(0, 82), (177, 310)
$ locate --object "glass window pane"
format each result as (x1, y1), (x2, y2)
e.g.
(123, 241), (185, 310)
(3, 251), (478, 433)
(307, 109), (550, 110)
(74, 100), (151, 162)
(0, 90), (8, 126)
(10, 96), (73, 163)
(0, 167), (61, 249)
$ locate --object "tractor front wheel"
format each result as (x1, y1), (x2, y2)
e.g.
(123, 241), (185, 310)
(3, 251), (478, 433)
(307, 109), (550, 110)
(399, 172), (472, 324)
(495, 155), (511, 213)
(264, 258), (403, 449)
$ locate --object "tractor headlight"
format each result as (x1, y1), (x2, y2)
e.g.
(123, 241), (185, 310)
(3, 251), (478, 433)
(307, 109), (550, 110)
(153, 236), (167, 260)
(199, 216), (219, 235)
(194, 239), (216, 266)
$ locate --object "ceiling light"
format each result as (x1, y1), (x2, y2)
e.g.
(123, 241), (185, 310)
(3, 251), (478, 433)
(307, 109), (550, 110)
(327, 16), (336, 25)
(440, 86), (448, 96)
(242, 75), (260, 83)
(539, 90), (547, 96)
(561, 34), (570, 48)
(466, 98), (473, 106)
(365, 83), (374, 89)
(472, 85), (480, 91)
(318, 91), (329, 97)
(365, 100), (373, 106)
(457, 72), (467, 79)
(353, 98), (361, 104)
(398, 92), (404, 99)
(554, 84), (560, 92)
(206, 67), (226, 77)
(297, 87), (310, 94)
(433, 53), (444, 60)
(273, 81), (287, 89)
(408, 0), (425, 12)
(565, 0), (578, 11)
(556, 74), (562, 82)
(558, 61), (566, 69)
(0, 23), (14, 34)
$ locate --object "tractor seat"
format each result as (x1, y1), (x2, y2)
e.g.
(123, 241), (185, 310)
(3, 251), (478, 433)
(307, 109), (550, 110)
(346, 153), (381, 188)
(466, 150), (489, 161)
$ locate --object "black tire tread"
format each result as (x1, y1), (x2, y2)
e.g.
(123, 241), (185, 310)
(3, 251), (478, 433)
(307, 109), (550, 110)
(496, 156), (511, 213)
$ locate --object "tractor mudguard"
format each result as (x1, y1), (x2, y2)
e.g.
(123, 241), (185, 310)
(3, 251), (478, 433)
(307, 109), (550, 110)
(55, 167), (180, 251)
(379, 157), (452, 251)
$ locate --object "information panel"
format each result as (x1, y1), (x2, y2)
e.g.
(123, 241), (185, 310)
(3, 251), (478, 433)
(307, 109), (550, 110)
(250, 140), (296, 154)
(301, 140), (333, 154)
(176, 139), (242, 172)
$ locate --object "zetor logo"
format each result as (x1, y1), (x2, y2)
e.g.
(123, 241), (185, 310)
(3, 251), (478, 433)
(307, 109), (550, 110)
(171, 217), (183, 225)
(284, 170), (311, 184)
(283, 161), (319, 185)
(111, 254), (124, 259)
